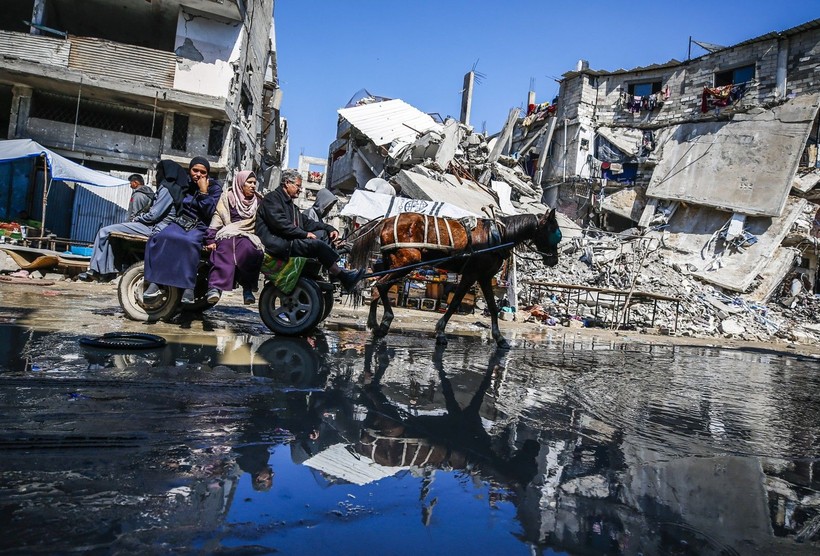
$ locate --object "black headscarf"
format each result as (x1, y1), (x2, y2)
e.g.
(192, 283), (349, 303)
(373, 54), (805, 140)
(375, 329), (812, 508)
(189, 156), (210, 173)
(155, 160), (188, 212)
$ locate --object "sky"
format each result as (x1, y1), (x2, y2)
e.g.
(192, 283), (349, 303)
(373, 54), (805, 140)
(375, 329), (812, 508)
(274, 1), (819, 169)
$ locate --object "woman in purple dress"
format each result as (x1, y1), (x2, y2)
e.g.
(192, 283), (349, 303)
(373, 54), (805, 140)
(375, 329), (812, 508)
(204, 170), (264, 305)
(143, 157), (222, 304)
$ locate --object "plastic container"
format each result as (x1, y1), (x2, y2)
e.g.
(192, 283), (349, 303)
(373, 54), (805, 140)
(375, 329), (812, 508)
(69, 246), (93, 257)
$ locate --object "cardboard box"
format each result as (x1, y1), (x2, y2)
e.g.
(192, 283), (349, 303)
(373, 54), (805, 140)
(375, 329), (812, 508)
(425, 282), (444, 299)
(446, 292), (475, 314)
(373, 284), (399, 304)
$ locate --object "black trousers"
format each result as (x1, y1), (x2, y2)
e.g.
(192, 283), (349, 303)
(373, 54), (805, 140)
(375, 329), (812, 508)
(289, 231), (339, 269)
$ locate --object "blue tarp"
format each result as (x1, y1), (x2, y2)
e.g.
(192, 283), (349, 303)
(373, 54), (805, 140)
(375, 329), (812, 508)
(0, 139), (128, 187)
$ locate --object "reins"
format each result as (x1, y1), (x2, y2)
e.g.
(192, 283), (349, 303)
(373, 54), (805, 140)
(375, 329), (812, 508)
(361, 241), (516, 281)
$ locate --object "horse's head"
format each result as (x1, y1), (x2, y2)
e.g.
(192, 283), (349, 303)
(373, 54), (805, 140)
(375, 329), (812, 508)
(534, 209), (561, 267)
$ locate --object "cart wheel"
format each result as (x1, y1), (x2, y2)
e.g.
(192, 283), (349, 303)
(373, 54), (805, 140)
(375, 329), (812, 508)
(258, 277), (323, 335)
(118, 262), (181, 322)
(253, 336), (320, 385)
(180, 268), (213, 312)
(320, 284), (334, 320)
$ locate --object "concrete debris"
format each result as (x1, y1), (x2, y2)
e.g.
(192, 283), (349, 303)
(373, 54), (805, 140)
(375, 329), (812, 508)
(326, 92), (820, 347)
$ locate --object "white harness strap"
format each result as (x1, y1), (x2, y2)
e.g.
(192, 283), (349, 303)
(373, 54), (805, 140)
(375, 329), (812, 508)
(383, 213), (458, 252)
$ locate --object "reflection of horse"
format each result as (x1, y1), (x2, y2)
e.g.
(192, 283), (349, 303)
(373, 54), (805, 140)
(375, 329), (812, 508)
(350, 211), (561, 347)
(355, 343), (540, 490)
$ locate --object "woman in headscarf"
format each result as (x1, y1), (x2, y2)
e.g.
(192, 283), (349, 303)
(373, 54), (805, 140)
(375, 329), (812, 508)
(143, 156), (222, 304)
(204, 170), (264, 305)
(77, 160), (185, 282)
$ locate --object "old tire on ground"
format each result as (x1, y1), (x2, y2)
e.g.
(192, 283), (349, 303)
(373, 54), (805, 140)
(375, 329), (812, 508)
(79, 332), (167, 349)
(118, 261), (181, 322)
(258, 277), (323, 335)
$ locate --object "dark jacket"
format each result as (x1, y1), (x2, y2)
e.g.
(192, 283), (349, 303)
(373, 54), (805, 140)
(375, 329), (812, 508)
(256, 185), (336, 258)
(127, 186), (155, 221)
(302, 188), (338, 224)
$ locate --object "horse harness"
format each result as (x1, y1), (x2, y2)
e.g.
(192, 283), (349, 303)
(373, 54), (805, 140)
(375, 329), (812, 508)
(381, 214), (506, 254)
(382, 214), (457, 252)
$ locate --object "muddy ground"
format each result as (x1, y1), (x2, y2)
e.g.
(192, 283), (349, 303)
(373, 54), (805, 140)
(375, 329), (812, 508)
(1, 276), (817, 359)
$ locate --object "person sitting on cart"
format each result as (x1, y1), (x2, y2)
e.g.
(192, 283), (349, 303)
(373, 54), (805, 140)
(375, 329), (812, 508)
(204, 170), (264, 306)
(77, 160), (186, 283)
(255, 169), (364, 293)
(143, 157), (222, 305)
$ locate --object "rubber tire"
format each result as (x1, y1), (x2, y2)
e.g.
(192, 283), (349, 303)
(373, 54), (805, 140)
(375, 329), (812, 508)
(322, 288), (334, 321)
(253, 336), (320, 385)
(79, 332), (167, 350)
(180, 269), (213, 312)
(118, 261), (181, 322)
(258, 277), (323, 336)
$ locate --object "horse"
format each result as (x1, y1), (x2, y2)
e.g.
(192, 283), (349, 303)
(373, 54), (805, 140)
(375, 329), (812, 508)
(349, 209), (562, 347)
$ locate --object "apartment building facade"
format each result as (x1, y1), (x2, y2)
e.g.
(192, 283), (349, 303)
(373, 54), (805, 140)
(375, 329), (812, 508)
(1, 0), (283, 178)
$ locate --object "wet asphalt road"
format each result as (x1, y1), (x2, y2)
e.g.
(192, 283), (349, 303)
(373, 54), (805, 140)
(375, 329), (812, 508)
(1, 279), (820, 555)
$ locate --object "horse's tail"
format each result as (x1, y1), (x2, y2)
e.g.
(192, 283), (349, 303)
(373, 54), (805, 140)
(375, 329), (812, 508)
(347, 218), (384, 272)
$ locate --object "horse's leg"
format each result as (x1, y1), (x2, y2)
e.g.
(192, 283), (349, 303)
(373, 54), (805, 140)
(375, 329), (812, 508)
(368, 275), (402, 337)
(477, 276), (508, 349)
(367, 278), (385, 330)
(434, 278), (476, 346)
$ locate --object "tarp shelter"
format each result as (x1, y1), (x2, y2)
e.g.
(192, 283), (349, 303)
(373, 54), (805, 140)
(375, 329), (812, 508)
(0, 139), (129, 238)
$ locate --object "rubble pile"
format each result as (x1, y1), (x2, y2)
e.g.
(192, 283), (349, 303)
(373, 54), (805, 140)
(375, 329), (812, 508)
(328, 93), (819, 346)
(514, 229), (820, 344)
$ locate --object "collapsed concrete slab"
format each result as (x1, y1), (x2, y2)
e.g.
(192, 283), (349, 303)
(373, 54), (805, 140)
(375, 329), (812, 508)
(647, 93), (820, 217)
(655, 197), (808, 292)
(601, 187), (646, 222)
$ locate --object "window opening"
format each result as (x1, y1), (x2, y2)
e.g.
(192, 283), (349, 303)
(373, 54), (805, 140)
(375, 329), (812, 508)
(208, 121), (226, 157)
(715, 64), (754, 87)
(627, 81), (662, 97)
(171, 113), (189, 151)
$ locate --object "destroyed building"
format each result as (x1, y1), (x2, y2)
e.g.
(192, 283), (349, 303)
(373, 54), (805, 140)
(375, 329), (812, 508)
(0, 0), (284, 240)
(323, 20), (820, 344)
(524, 18), (820, 298)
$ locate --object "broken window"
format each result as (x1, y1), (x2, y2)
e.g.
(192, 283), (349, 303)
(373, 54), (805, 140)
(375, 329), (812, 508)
(171, 114), (189, 151)
(29, 90), (163, 138)
(1, 0), (33, 33)
(627, 81), (662, 97)
(240, 85), (253, 120)
(208, 121), (226, 157)
(715, 64), (754, 87)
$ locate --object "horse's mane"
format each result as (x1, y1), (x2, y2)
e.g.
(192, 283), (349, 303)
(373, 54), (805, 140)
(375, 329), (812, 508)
(499, 213), (539, 243)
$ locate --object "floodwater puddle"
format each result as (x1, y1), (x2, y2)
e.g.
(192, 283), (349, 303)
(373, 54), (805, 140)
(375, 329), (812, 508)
(0, 324), (819, 554)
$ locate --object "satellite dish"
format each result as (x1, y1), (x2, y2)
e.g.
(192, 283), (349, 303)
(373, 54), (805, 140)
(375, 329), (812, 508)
(365, 178), (395, 196)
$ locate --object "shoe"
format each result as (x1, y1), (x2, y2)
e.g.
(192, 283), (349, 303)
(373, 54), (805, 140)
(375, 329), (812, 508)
(337, 268), (365, 294)
(181, 288), (195, 304)
(206, 288), (221, 304)
(243, 289), (256, 305)
(77, 271), (95, 282)
(143, 283), (161, 301)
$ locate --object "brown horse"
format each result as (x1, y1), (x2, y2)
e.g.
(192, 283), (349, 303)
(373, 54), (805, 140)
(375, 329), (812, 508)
(349, 209), (561, 347)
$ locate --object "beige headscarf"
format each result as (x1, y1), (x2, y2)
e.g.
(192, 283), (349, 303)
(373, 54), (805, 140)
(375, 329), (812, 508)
(229, 170), (258, 219)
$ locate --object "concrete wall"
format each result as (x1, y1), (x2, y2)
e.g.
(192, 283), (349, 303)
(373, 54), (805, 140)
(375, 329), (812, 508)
(173, 9), (242, 98)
